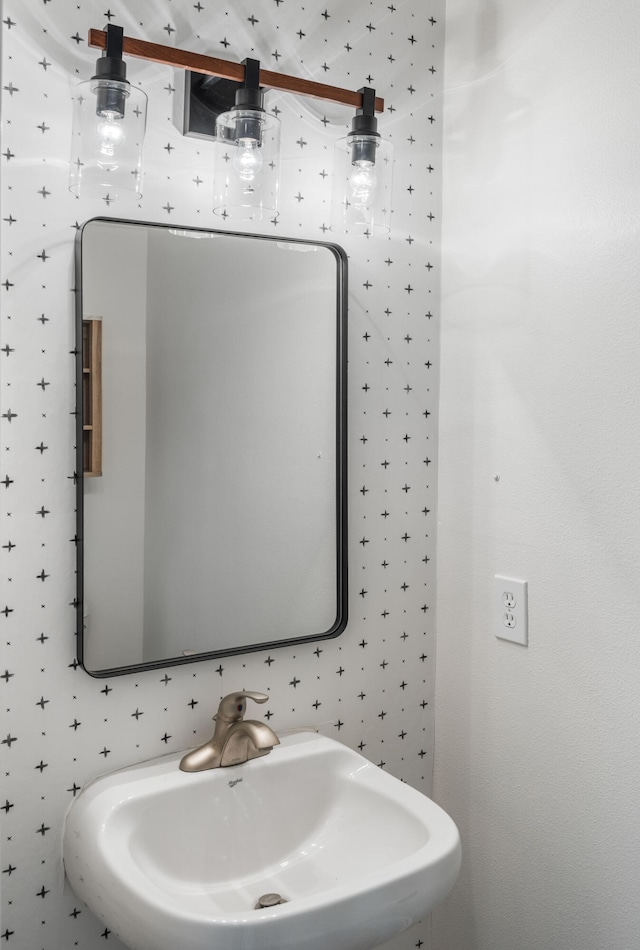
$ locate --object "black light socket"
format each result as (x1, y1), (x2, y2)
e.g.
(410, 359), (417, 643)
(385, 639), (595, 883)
(348, 87), (380, 165)
(349, 133), (379, 166)
(92, 24), (129, 118)
(232, 58), (264, 144)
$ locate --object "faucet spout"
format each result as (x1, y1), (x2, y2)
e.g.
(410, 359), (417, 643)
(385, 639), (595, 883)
(219, 720), (280, 768)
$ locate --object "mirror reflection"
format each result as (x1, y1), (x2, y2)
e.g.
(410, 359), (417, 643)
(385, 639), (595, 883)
(76, 219), (347, 676)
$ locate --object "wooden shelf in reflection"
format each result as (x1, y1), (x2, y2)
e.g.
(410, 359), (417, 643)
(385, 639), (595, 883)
(82, 318), (102, 477)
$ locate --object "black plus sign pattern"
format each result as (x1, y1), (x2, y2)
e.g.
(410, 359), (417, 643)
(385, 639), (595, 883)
(0, 1), (444, 947)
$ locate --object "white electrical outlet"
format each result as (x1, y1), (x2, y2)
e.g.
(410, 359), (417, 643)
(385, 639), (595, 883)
(494, 575), (528, 646)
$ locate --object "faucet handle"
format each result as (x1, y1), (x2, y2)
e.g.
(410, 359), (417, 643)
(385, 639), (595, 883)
(216, 690), (269, 723)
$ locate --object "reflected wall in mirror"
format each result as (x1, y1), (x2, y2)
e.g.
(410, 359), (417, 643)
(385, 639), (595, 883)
(76, 218), (347, 676)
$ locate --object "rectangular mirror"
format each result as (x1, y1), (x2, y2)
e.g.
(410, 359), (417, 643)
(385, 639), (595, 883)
(76, 218), (347, 676)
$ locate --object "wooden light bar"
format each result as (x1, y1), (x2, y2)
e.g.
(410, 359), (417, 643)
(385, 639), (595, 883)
(88, 28), (385, 114)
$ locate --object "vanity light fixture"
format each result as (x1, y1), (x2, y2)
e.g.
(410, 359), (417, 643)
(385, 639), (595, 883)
(212, 58), (281, 222)
(331, 87), (393, 236)
(75, 27), (390, 229)
(69, 25), (148, 200)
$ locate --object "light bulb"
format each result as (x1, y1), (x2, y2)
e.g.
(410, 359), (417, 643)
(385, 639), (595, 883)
(233, 139), (263, 182)
(97, 111), (125, 160)
(349, 161), (377, 204)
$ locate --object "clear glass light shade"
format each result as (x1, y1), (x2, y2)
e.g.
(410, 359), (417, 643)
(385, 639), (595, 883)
(331, 133), (394, 236)
(213, 108), (280, 222)
(69, 79), (148, 200)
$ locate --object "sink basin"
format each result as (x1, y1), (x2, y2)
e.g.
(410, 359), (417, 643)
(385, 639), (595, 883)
(63, 730), (461, 950)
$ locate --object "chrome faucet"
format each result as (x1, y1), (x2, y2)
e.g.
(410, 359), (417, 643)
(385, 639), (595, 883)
(179, 690), (280, 772)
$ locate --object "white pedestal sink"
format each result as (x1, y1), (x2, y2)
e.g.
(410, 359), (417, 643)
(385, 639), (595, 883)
(63, 730), (461, 950)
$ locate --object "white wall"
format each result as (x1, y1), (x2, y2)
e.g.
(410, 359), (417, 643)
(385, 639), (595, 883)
(143, 231), (339, 656)
(83, 223), (148, 669)
(434, 2), (640, 948)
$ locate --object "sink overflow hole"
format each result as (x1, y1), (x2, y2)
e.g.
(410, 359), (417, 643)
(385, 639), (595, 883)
(255, 893), (288, 910)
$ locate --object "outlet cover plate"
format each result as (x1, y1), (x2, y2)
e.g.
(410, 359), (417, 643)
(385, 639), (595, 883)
(494, 575), (528, 646)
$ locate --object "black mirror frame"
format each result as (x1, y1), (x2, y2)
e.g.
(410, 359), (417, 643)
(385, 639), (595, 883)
(75, 217), (348, 677)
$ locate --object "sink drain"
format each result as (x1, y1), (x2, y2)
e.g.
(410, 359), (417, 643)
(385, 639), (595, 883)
(255, 892), (288, 910)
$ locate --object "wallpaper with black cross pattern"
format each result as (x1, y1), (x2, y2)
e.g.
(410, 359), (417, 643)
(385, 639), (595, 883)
(0, 0), (444, 947)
